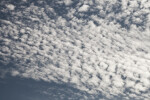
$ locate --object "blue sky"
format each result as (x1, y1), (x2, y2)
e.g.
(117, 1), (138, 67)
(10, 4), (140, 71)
(0, 75), (97, 100)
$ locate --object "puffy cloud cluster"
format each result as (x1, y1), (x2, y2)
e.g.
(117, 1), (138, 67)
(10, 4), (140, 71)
(0, 0), (150, 99)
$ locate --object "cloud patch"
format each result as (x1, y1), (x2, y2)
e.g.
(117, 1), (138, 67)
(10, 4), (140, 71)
(0, 0), (150, 99)
(78, 4), (89, 12)
(6, 4), (15, 10)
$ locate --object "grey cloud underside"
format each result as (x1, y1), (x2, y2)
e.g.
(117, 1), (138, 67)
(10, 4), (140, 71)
(0, 0), (150, 99)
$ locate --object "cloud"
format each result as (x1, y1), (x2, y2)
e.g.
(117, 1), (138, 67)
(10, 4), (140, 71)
(0, 0), (150, 99)
(78, 5), (89, 12)
(64, 0), (73, 6)
(6, 4), (15, 10)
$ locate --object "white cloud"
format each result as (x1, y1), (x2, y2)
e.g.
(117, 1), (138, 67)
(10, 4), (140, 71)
(0, 0), (150, 99)
(64, 0), (73, 6)
(6, 4), (15, 10)
(11, 70), (20, 76)
(78, 5), (89, 12)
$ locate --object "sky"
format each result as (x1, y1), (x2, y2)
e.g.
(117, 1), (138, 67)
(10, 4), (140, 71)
(0, 0), (150, 100)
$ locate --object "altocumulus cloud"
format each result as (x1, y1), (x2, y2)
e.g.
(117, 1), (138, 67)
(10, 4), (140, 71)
(0, 0), (150, 99)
